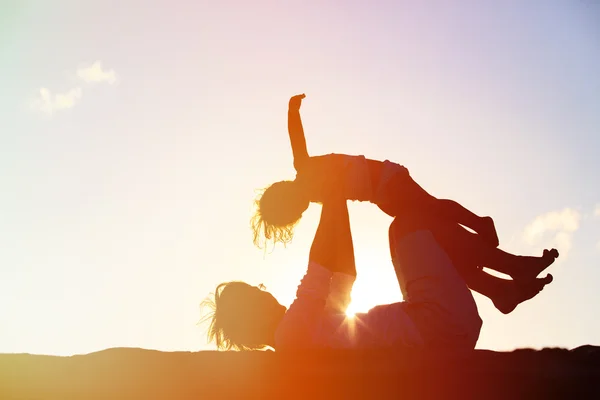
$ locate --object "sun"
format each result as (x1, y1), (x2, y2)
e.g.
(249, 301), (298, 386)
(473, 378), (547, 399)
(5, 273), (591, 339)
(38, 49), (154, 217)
(344, 249), (403, 317)
(345, 305), (358, 318)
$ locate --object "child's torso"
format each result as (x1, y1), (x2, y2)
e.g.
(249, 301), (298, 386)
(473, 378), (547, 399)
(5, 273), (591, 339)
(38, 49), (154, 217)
(297, 154), (373, 203)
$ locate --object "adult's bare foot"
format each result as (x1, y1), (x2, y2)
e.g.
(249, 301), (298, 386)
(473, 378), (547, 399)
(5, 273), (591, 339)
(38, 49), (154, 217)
(510, 249), (559, 283)
(492, 274), (553, 314)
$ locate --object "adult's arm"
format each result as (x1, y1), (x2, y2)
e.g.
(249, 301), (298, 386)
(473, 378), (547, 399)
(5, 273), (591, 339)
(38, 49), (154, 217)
(275, 199), (357, 348)
(321, 199), (357, 314)
(288, 94), (310, 172)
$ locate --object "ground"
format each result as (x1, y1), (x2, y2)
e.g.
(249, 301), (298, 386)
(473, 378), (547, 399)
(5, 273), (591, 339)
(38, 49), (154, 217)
(1, 346), (599, 399)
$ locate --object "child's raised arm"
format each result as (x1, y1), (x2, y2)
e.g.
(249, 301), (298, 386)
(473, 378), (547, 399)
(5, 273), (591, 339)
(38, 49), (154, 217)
(288, 94), (310, 172)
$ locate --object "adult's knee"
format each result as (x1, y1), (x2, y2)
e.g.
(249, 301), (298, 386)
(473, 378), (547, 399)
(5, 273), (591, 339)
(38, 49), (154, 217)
(389, 212), (431, 243)
(388, 217), (413, 243)
(388, 218), (414, 261)
(388, 218), (400, 241)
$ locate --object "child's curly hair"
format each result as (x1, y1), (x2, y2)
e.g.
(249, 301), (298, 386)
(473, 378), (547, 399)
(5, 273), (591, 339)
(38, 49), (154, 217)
(250, 181), (304, 249)
(200, 282), (270, 351)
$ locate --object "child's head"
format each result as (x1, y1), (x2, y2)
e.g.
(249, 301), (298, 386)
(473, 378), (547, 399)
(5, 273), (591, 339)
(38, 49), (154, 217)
(201, 281), (286, 350)
(251, 180), (310, 248)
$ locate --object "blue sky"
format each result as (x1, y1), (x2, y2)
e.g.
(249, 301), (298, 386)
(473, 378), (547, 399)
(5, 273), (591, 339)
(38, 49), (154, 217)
(1, 0), (599, 355)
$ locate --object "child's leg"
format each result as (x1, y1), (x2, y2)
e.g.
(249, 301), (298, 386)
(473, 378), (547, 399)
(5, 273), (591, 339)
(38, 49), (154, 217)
(368, 159), (499, 247)
(428, 216), (559, 283)
(437, 200), (498, 248)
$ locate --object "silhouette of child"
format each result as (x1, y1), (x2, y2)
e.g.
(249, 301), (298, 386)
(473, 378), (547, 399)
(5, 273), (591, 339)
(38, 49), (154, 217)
(252, 94), (499, 249)
(204, 198), (557, 351)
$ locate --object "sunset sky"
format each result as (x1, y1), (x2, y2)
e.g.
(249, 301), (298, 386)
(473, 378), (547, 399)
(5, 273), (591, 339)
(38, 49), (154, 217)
(1, 0), (599, 356)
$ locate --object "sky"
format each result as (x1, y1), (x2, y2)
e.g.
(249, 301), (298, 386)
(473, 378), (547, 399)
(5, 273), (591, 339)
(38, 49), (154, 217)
(0, 0), (599, 356)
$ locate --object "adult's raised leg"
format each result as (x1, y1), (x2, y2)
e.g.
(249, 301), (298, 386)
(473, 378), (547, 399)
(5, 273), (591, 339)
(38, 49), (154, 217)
(388, 217), (482, 352)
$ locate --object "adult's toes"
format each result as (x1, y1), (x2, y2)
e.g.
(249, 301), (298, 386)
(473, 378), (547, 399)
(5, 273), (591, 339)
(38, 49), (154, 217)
(543, 249), (559, 259)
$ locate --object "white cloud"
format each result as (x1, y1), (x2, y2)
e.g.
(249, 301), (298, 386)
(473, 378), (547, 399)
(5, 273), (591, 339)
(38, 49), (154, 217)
(522, 208), (581, 259)
(31, 87), (82, 115)
(30, 61), (116, 117)
(76, 61), (117, 85)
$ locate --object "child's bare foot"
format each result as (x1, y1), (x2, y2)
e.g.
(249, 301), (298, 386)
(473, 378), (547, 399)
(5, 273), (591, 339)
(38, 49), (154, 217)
(479, 216), (499, 248)
(510, 249), (559, 283)
(492, 274), (553, 314)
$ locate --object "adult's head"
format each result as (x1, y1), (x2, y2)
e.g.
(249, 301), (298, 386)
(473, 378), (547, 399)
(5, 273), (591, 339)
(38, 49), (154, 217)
(201, 281), (286, 350)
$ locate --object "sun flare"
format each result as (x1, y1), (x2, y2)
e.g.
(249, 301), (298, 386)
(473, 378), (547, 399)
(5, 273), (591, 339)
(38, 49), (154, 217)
(343, 249), (403, 317)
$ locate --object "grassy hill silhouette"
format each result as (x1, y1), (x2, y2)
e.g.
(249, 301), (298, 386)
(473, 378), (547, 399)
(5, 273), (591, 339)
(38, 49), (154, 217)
(1, 346), (599, 399)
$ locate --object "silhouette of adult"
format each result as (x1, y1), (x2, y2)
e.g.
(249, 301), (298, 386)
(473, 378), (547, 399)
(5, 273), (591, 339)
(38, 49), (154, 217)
(204, 196), (553, 351)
